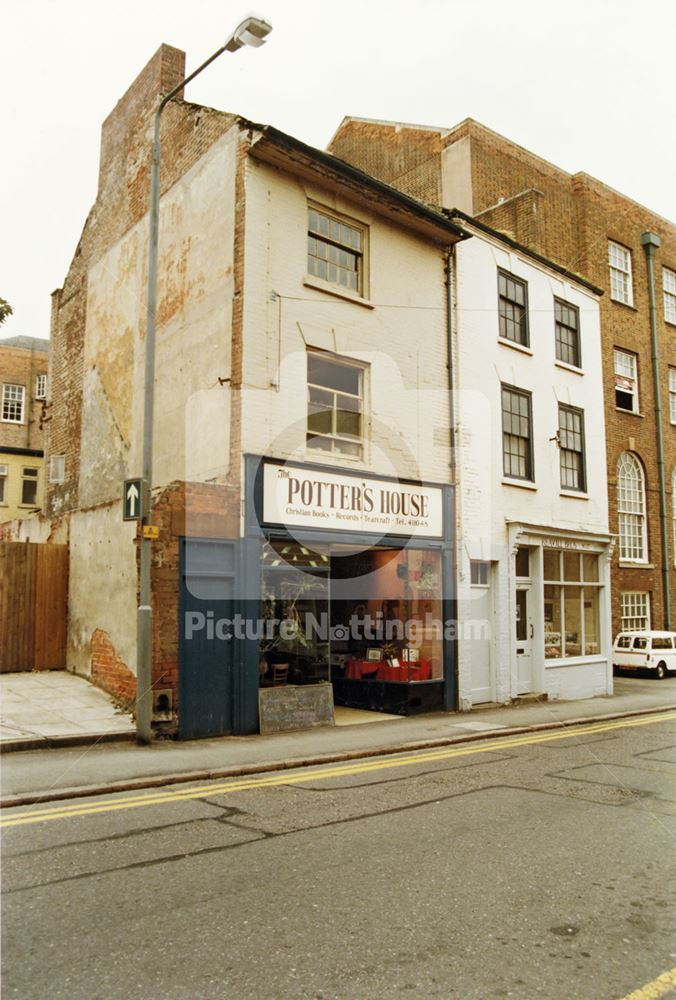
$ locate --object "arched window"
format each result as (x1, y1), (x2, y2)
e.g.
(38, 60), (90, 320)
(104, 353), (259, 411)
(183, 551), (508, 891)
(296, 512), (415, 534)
(617, 452), (647, 562)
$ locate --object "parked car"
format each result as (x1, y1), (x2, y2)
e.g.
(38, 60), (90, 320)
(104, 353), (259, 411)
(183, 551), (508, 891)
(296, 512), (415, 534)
(613, 631), (676, 679)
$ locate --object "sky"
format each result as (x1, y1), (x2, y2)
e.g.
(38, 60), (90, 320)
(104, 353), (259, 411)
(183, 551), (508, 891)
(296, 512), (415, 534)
(2, 0), (675, 343)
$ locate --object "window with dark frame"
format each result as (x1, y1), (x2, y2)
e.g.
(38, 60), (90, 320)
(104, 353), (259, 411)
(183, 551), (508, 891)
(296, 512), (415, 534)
(307, 207), (365, 295)
(0, 464), (7, 504)
(558, 405), (586, 492)
(501, 385), (533, 481)
(20, 467), (39, 506)
(554, 299), (581, 368)
(498, 270), (529, 346)
(307, 352), (364, 458)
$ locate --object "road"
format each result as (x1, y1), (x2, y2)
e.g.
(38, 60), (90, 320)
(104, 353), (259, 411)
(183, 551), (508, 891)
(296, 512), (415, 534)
(2, 713), (675, 1000)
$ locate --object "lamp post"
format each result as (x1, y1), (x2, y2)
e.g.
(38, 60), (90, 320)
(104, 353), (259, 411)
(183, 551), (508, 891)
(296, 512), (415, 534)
(137, 16), (272, 743)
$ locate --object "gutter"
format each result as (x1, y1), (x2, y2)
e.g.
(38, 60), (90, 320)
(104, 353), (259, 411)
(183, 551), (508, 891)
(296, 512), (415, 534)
(641, 231), (671, 629)
(243, 119), (470, 243)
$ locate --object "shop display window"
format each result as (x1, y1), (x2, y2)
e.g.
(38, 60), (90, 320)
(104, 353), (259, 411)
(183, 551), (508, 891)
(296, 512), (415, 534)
(260, 540), (444, 687)
(543, 549), (602, 660)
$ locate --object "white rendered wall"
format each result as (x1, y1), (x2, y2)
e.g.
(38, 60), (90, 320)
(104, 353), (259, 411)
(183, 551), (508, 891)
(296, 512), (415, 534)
(454, 228), (610, 705)
(239, 158), (452, 488)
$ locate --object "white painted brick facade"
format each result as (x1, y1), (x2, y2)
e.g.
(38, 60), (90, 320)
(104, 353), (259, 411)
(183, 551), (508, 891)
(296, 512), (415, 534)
(454, 225), (612, 705)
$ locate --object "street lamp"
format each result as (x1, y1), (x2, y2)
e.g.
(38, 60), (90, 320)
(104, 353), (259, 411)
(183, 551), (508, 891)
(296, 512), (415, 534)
(137, 16), (273, 743)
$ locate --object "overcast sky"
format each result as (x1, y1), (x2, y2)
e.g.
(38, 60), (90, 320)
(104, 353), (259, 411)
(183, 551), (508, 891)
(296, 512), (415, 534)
(3, 0), (675, 343)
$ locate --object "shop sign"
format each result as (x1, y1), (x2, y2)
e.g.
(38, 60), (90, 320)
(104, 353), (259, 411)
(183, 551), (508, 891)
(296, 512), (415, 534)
(540, 537), (597, 550)
(262, 462), (444, 539)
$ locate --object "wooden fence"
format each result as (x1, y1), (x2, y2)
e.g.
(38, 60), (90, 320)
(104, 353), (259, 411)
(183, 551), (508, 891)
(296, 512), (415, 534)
(0, 542), (68, 672)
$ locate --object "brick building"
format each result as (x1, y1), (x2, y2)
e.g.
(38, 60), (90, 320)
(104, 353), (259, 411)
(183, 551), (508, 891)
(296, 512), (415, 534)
(328, 117), (676, 637)
(0, 335), (49, 522)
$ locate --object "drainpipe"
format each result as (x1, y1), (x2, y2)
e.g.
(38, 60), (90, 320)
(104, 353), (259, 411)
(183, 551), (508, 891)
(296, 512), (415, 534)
(445, 248), (457, 483)
(445, 247), (459, 711)
(640, 231), (671, 629)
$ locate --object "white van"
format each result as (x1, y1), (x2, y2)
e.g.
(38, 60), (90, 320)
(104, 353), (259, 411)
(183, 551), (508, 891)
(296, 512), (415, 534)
(613, 631), (676, 679)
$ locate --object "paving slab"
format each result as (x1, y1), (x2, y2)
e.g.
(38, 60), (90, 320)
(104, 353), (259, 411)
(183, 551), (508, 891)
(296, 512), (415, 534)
(0, 670), (133, 750)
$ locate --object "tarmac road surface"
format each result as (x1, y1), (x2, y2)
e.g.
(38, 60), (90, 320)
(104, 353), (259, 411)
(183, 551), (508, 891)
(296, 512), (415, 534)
(2, 712), (676, 999)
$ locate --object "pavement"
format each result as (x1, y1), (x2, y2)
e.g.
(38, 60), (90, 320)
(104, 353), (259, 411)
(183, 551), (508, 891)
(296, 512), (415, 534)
(0, 670), (674, 806)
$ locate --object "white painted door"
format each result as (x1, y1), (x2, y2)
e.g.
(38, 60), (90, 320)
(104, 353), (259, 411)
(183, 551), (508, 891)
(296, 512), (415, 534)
(515, 585), (533, 694)
(470, 585), (492, 704)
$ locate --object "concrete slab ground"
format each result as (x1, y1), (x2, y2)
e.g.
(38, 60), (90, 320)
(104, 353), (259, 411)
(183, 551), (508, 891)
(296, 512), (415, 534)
(1, 674), (674, 804)
(0, 671), (134, 749)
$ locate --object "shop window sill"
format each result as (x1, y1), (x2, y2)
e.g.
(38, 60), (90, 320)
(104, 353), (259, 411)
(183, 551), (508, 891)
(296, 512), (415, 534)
(545, 655), (607, 668)
(501, 478), (537, 491)
(618, 561), (654, 569)
(498, 337), (532, 356)
(303, 276), (374, 309)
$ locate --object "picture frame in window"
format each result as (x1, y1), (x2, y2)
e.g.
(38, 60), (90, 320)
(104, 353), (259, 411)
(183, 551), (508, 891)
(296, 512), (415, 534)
(366, 647), (382, 662)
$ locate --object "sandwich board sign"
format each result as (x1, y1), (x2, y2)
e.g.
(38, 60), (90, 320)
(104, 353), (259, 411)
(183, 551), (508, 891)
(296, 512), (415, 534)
(123, 478), (143, 521)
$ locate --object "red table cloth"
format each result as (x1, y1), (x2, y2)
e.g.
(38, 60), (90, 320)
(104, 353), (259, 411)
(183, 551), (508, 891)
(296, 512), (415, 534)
(345, 658), (432, 682)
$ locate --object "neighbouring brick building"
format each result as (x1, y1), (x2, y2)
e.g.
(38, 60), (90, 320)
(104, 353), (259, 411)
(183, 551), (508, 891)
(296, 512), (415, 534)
(328, 116), (676, 638)
(0, 335), (49, 522)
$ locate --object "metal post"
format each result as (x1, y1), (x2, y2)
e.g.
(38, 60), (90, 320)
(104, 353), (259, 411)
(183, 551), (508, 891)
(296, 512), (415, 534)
(135, 19), (272, 743)
(640, 231), (671, 630)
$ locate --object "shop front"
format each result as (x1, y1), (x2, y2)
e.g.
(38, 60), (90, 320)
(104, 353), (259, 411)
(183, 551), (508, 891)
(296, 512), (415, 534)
(245, 456), (456, 720)
(506, 522), (614, 701)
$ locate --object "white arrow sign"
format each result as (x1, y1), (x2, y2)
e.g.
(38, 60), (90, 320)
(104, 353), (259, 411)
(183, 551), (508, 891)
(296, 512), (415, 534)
(126, 482), (139, 517)
(123, 478), (143, 521)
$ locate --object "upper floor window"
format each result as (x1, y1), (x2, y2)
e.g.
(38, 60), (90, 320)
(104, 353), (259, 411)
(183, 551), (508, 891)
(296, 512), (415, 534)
(307, 206), (365, 295)
(0, 464), (7, 504)
(498, 270), (529, 346)
(614, 349), (639, 413)
(501, 385), (533, 481)
(2, 383), (25, 423)
(664, 267), (676, 325)
(608, 240), (633, 305)
(21, 466), (39, 507)
(35, 374), (47, 400)
(307, 352), (364, 458)
(669, 369), (676, 425)
(617, 452), (647, 562)
(554, 298), (580, 368)
(559, 405), (586, 492)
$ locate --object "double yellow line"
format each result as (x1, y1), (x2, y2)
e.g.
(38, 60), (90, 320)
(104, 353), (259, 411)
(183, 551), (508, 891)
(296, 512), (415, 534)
(2, 710), (675, 829)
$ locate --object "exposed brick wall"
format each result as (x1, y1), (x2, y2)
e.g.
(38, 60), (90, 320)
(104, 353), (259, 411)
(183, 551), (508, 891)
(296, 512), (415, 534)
(91, 627), (136, 705)
(328, 119), (443, 204)
(137, 480), (241, 732)
(46, 44), (237, 518)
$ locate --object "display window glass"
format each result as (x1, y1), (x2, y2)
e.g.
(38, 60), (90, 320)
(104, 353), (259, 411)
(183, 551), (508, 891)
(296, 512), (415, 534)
(543, 548), (602, 660)
(260, 540), (444, 687)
